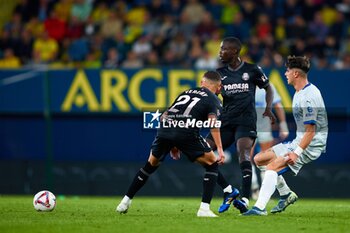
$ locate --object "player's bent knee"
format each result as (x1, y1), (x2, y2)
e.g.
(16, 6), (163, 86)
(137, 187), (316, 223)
(196, 152), (217, 166)
(266, 164), (277, 171)
(205, 152), (218, 165)
(253, 153), (264, 166)
(266, 156), (287, 171)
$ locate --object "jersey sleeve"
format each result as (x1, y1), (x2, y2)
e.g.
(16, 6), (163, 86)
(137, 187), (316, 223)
(301, 97), (317, 125)
(254, 66), (269, 89)
(207, 95), (222, 118)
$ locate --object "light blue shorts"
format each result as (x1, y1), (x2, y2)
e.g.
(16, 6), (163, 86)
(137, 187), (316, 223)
(272, 141), (321, 175)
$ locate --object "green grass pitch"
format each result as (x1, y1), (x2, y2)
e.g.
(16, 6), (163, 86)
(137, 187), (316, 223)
(1, 196), (350, 233)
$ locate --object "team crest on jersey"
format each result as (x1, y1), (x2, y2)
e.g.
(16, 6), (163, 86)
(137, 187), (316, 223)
(242, 73), (249, 81)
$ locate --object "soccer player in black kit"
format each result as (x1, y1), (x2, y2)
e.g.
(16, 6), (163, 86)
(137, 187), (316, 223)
(206, 37), (276, 213)
(116, 71), (225, 217)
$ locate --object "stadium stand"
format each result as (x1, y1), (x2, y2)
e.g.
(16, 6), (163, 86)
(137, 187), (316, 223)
(0, 0), (350, 70)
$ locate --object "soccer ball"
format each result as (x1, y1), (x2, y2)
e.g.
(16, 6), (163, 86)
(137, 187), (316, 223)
(33, 190), (56, 211)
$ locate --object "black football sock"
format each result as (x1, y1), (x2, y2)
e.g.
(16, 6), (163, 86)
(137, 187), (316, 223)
(240, 161), (252, 200)
(216, 170), (230, 190)
(202, 162), (218, 204)
(126, 162), (158, 199)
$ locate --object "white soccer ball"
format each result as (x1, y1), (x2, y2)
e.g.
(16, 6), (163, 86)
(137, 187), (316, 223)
(33, 190), (56, 211)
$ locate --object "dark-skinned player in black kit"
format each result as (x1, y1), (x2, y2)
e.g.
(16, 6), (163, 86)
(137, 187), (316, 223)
(206, 37), (276, 213)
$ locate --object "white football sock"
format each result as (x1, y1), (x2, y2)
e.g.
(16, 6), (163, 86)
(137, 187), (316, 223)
(223, 185), (232, 193)
(251, 165), (259, 190)
(257, 165), (266, 172)
(258, 165), (266, 180)
(200, 202), (210, 210)
(276, 175), (291, 196)
(254, 170), (277, 210)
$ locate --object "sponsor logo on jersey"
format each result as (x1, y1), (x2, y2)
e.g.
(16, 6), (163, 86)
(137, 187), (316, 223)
(221, 76), (228, 80)
(223, 83), (249, 94)
(293, 104), (303, 121)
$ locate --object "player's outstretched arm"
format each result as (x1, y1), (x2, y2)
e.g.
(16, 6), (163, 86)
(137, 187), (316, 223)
(263, 84), (277, 124)
(298, 124), (316, 149)
(286, 124), (315, 165)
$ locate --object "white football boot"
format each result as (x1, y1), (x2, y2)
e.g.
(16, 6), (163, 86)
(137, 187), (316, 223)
(116, 199), (132, 214)
(197, 208), (218, 217)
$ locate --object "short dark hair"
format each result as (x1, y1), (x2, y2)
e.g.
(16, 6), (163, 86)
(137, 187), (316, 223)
(203, 70), (221, 82)
(285, 55), (311, 73)
(223, 37), (242, 52)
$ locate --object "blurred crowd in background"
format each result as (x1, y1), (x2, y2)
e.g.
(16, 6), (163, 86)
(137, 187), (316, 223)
(0, 0), (350, 70)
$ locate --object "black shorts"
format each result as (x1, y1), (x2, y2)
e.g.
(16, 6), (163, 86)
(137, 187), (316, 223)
(151, 135), (212, 162)
(206, 124), (257, 149)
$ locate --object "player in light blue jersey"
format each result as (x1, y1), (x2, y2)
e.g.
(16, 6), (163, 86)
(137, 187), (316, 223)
(243, 55), (328, 216)
(251, 83), (292, 201)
